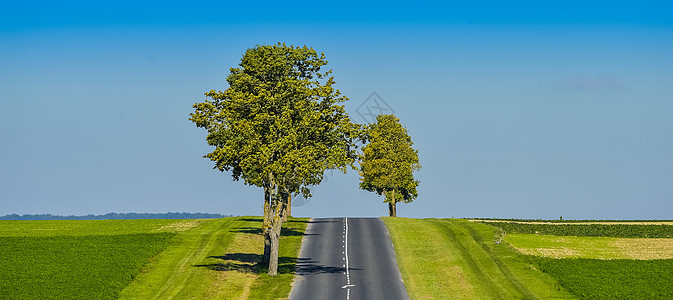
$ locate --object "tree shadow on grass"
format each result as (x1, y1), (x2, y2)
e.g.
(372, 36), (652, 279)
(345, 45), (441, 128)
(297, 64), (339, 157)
(237, 218), (312, 224)
(229, 227), (308, 236)
(238, 218), (262, 223)
(195, 253), (298, 275)
(286, 219), (311, 223)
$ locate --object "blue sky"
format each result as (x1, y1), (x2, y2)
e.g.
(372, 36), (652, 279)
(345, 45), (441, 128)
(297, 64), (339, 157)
(1, 1), (672, 219)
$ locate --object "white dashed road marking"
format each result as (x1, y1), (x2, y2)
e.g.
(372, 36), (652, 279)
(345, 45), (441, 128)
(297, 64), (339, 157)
(342, 217), (353, 299)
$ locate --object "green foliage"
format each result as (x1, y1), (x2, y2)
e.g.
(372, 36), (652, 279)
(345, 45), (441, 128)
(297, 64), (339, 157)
(360, 114), (420, 204)
(190, 43), (360, 274)
(486, 222), (673, 238)
(0, 233), (173, 299)
(530, 257), (673, 299)
(189, 43), (360, 198)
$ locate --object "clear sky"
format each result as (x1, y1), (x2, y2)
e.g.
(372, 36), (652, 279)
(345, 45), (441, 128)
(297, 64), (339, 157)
(1, 1), (672, 219)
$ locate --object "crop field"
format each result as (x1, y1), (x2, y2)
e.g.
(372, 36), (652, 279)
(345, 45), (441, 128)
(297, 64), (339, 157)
(481, 220), (673, 299)
(0, 219), (183, 299)
(0, 217), (307, 299)
(477, 220), (673, 238)
(505, 234), (673, 259)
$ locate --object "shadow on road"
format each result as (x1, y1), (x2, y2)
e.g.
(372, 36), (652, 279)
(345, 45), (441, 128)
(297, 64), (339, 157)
(294, 257), (362, 275)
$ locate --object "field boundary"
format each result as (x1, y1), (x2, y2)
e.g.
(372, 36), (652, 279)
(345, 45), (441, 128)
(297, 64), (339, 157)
(471, 219), (673, 225)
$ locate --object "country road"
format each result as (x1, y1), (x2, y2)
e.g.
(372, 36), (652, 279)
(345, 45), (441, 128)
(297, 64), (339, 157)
(289, 218), (409, 300)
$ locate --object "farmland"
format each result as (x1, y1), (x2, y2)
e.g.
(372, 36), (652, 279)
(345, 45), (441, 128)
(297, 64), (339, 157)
(383, 218), (673, 300)
(0, 219), (182, 299)
(480, 220), (673, 299)
(3, 216), (672, 299)
(477, 220), (673, 238)
(530, 257), (673, 299)
(0, 217), (307, 299)
(505, 234), (673, 259)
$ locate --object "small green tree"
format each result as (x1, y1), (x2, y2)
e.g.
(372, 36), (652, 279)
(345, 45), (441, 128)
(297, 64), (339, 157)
(190, 43), (359, 275)
(359, 114), (420, 217)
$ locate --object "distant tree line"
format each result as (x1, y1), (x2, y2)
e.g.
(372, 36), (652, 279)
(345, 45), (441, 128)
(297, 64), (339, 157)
(0, 212), (231, 221)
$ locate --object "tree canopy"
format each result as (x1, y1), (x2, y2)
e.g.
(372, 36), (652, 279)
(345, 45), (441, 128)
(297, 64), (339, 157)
(189, 43), (360, 275)
(359, 114), (420, 217)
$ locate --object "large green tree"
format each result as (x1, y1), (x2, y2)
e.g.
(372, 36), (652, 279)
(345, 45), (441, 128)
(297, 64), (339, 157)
(190, 43), (359, 275)
(359, 114), (420, 217)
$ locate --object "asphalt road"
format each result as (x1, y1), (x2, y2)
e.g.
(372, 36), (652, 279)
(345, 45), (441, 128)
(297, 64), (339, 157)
(290, 217), (409, 300)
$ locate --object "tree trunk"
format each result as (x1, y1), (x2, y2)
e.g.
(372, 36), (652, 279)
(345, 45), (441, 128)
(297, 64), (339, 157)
(287, 194), (292, 217)
(262, 186), (272, 264)
(265, 175), (287, 276)
(388, 202), (397, 217)
(283, 194), (291, 221)
(388, 192), (397, 217)
(268, 212), (283, 276)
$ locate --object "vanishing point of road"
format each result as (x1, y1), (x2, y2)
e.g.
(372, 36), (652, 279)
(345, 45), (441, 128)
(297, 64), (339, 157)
(290, 217), (409, 300)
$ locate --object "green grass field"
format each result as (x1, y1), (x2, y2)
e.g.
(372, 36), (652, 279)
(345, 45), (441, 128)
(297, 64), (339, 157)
(0, 217), (307, 299)
(530, 257), (673, 299)
(382, 218), (575, 299)
(120, 216), (308, 299)
(0, 219), (183, 299)
(484, 220), (673, 299)
(5, 216), (671, 299)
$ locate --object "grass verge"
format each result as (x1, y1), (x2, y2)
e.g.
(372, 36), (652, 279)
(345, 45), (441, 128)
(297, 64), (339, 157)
(382, 218), (574, 299)
(120, 216), (308, 299)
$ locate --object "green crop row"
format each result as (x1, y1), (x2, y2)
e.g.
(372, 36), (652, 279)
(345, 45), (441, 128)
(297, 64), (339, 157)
(473, 218), (673, 223)
(484, 222), (673, 238)
(0, 233), (174, 299)
(529, 257), (673, 299)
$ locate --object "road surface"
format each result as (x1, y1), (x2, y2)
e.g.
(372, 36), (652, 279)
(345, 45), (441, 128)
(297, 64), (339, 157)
(290, 217), (409, 300)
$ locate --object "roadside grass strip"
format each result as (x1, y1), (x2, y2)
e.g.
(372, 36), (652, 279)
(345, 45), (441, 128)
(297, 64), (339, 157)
(119, 216), (308, 299)
(383, 218), (574, 300)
